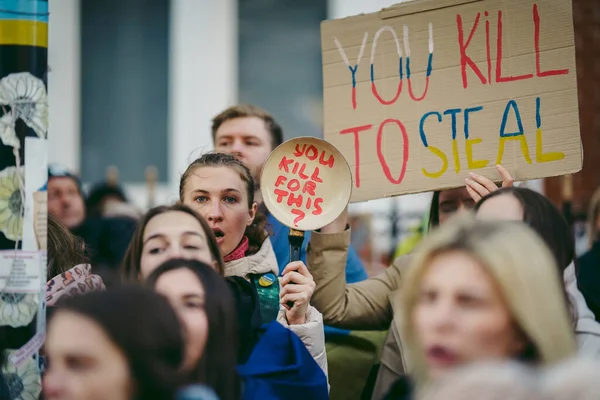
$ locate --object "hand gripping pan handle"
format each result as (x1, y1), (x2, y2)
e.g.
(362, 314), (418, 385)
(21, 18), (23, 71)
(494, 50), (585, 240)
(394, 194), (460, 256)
(286, 228), (305, 308)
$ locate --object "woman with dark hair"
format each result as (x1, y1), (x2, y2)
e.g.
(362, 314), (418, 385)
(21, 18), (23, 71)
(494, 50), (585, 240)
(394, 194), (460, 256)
(121, 205), (259, 363)
(43, 286), (185, 400)
(120, 200), (327, 373)
(121, 204), (225, 278)
(146, 258), (239, 400)
(475, 187), (575, 270)
(475, 186), (600, 355)
(176, 153), (327, 373)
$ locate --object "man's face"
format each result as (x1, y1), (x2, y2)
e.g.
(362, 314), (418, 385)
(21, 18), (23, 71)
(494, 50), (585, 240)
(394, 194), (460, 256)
(48, 177), (85, 229)
(214, 117), (274, 185)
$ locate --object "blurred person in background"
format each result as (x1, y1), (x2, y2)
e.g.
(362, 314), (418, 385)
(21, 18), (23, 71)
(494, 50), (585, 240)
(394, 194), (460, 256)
(475, 187), (600, 354)
(211, 104), (377, 399)
(47, 164), (138, 286)
(0, 215), (107, 400)
(384, 215), (576, 399)
(146, 258), (239, 400)
(392, 164), (513, 258)
(86, 181), (141, 220)
(43, 286), (185, 400)
(46, 214), (105, 307)
(577, 186), (600, 323)
(417, 361), (542, 400)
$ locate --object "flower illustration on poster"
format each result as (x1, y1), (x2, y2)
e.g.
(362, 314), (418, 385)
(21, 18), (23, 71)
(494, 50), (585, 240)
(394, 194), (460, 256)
(0, 112), (18, 148)
(0, 166), (25, 241)
(0, 351), (42, 400)
(0, 72), (48, 149)
(0, 293), (37, 328)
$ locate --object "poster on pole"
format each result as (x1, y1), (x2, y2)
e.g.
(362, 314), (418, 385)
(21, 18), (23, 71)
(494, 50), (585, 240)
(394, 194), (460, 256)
(321, 0), (582, 202)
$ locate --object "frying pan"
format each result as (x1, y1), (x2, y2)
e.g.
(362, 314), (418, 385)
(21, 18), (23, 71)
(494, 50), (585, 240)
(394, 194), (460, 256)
(261, 137), (353, 306)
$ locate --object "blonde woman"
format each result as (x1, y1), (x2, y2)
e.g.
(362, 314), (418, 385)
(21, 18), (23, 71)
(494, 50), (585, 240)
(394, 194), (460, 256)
(384, 215), (576, 399)
(578, 186), (600, 323)
(307, 187), (592, 398)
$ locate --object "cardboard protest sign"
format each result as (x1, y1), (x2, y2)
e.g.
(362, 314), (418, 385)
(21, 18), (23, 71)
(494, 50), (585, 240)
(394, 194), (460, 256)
(261, 137), (352, 231)
(321, 0), (582, 202)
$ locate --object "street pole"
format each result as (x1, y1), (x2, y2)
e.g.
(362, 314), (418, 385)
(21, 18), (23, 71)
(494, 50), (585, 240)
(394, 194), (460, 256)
(0, 1), (49, 398)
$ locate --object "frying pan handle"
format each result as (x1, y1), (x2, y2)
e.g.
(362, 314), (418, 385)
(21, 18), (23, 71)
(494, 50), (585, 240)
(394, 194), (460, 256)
(286, 229), (305, 308)
(290, 242), (302, 262)
(288, 228), (305, 262)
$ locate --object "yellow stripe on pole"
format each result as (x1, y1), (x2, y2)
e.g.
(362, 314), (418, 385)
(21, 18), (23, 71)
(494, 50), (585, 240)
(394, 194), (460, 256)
(0, 20), (48, 47)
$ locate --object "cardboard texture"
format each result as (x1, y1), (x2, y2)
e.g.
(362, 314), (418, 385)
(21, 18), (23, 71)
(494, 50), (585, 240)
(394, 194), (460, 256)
(33, 191), (47, 251)
(321, 0), (582, 202)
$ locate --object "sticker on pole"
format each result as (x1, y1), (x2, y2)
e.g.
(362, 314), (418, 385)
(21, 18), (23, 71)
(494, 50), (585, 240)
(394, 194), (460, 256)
(260, 137), (352, 231)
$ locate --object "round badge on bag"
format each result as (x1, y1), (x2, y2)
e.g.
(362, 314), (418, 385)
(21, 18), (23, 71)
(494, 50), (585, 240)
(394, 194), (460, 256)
(258, 273), (277, 287)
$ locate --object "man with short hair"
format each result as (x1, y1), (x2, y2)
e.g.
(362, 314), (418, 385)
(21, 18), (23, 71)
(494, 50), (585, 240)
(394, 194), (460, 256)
(212, 104), (368, 283)
(47, 165), (86, 229)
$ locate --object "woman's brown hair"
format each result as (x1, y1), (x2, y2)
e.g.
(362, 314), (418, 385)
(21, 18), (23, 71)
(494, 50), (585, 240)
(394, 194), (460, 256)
(120, 204), (225, 281)
(146, 259), (240, 400)
(47, 214), (88, 278)
(179, 152), (268, 255)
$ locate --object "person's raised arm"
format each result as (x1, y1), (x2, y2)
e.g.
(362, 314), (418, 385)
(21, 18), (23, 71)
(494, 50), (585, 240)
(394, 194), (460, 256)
(304, 208), (405, 330)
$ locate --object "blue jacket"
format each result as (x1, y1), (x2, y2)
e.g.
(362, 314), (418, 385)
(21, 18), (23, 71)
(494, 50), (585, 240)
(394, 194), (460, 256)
(267, 214), (368, 336)
(238, 321), (329, 400)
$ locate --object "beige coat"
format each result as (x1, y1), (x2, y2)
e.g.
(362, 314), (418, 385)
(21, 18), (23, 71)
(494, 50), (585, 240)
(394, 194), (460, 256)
(307, 230), (408, 399)
(225, 237), (328, 377)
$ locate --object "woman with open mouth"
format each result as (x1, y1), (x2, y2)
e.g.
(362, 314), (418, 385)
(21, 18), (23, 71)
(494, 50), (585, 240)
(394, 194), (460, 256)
(120, 153), (327, 378)
(384, 215), (576, 399)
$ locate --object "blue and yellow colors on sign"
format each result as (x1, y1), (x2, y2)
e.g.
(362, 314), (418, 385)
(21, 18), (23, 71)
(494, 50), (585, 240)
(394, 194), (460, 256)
(0, 0), (48, 48)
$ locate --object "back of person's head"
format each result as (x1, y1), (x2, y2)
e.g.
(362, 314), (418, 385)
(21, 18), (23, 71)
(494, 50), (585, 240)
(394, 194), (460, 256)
(211, 104), (283, 150)
(146, 258), (239, 400)
(47, 214), (88, 278)
(587, 186), (600, 248)
(49, 286), (184, 400)
(418, 361), (542, 400)
(403, 214), (576, 384)
(121, 204), (224, 282)
(85, 182), (128, 217)
(475, 186), (575, 272)
(541, 357), (600, 400)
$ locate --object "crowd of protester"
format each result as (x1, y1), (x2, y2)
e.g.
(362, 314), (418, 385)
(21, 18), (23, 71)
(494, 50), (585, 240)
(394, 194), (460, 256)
(4, 104), (598, 400)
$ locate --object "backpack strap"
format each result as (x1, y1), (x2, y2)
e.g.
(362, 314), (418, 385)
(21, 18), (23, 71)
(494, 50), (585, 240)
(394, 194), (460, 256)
(250, 272), (280, 325)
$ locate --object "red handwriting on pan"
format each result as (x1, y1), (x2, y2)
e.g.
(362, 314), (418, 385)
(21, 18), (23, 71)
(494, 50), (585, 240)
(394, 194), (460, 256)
(272, 143), (335, 226)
